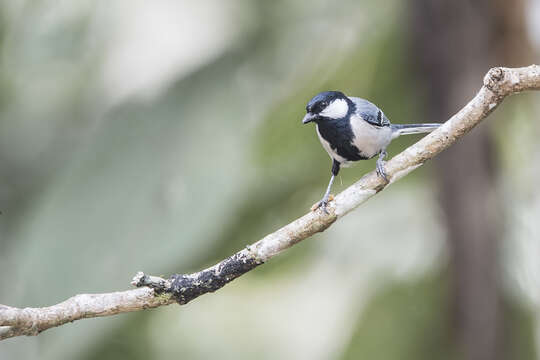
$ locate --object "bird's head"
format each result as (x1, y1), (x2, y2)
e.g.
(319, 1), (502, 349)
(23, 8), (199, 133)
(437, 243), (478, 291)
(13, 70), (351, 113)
(302, 91), (350, 124)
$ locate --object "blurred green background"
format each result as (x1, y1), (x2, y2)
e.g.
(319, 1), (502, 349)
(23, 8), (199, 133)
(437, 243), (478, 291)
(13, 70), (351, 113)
(1, 1), (539, 359)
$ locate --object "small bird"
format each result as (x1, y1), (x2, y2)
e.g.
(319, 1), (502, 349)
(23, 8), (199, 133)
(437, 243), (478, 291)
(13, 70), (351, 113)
(303, 91), (440, 213)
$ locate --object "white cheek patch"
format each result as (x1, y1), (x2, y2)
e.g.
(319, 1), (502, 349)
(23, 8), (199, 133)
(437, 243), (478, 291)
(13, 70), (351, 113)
(320, 98), (348, 119)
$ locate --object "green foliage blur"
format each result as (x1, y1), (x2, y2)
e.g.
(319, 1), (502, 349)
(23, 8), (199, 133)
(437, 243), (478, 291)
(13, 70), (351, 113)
(1, 1), (539, 359)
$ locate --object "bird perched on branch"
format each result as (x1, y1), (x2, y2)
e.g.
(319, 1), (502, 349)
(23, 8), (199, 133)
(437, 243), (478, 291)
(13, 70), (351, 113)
(303, 91), (440, 213)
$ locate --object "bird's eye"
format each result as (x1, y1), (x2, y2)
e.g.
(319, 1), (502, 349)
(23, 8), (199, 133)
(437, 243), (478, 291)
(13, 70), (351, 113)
(321, 101), (328, 108)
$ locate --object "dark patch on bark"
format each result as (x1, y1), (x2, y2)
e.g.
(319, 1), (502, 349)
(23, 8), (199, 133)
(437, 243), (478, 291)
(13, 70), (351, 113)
(168, 253), (262, 304)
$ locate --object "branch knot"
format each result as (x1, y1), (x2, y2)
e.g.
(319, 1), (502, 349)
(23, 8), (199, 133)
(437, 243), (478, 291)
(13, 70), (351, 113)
(483, 67), (505, 93)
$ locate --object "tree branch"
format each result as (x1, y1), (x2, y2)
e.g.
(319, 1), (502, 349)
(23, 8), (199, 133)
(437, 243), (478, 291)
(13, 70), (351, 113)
(1, 65), (539, 341)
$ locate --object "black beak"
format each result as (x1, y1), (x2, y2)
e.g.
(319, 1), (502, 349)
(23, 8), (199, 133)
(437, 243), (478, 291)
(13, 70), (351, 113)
(302, 113), (315, 124)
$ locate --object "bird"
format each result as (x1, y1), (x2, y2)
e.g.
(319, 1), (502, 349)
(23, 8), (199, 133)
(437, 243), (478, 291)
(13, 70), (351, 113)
(302, 90), (440, 213)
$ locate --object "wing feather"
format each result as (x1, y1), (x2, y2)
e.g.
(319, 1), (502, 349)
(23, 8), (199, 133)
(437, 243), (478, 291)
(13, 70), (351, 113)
(349, 97), (390, 127)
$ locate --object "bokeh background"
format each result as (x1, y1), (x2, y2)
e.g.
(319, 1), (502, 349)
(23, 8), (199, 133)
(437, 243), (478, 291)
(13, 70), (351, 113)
(1, 1), (540, 359)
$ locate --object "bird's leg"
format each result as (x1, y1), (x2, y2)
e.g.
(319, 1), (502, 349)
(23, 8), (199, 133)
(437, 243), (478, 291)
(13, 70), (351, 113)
(311, 175), (335, 213)
(376, 149), (389, 182)
(312, 160), (340, 213)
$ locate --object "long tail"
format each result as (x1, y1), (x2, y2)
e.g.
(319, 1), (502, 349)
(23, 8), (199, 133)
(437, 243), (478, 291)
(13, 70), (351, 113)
(390, 123), (440, 139)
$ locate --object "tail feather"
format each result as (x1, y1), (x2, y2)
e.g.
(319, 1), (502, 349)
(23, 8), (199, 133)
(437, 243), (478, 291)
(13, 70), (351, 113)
(390, 123), (440, 139)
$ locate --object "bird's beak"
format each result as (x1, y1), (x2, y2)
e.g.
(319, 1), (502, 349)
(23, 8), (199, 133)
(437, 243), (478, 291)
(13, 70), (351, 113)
(302, 113), (315, 124)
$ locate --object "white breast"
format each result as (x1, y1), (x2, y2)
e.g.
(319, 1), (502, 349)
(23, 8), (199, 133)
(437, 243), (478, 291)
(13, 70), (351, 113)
(349, 114), (393, 159)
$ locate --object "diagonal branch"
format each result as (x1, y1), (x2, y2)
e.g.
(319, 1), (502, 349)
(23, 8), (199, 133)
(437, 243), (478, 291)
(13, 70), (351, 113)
(1, 65), (539, 341)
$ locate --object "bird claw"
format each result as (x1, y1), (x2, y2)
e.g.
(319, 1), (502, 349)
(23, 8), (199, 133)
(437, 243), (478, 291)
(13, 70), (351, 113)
(376, 161), (389, 182)
(311, 194), (334, 213)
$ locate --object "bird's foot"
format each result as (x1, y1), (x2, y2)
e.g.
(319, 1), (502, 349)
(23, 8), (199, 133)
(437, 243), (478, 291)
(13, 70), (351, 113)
(376, 160), (389, 182)
(311, 194), (334, 213)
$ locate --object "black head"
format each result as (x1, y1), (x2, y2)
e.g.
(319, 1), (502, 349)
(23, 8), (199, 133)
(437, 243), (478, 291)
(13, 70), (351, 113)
(302, 91), (350, 124)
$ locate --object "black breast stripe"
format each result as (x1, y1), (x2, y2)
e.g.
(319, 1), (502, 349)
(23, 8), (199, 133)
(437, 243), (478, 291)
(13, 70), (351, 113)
(317, 119), (369, 161)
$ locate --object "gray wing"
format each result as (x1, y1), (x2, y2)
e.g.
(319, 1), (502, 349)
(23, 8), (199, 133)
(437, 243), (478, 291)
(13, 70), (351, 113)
(350, 97), (390, 127)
